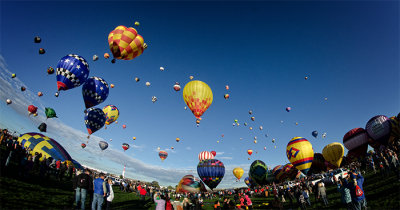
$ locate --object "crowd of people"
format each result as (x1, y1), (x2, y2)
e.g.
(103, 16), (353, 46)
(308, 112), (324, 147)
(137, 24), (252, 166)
(1, 127), (400, 210)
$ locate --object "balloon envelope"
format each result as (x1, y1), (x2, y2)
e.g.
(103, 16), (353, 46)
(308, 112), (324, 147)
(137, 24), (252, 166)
(286, 137), (314, 175)
(249, 160), (268, 185)
(38, 123), (47, 132)
(82, 77), (109, 109)
(197, 159), (225, 190)
(233, 167), (244, 180)
(343, 128), (369, 158)
(312, 131), (318, 138)
(322, 142), (344, 168)
(108, 25), (145, 60)
(366, 115), (392, 145)
(103, 105), (119, 125)
(183, 80), (213, 119)
(56, 54), (89, 91)
(85, 108), (106, 135)
(17, 133), (72, 162)
(176, 175), (207, 193)
(99, 141), (108, 150)
(198, 151), (215, 162)
(45, 107), (57, 118)
(159, 150), (168, 161)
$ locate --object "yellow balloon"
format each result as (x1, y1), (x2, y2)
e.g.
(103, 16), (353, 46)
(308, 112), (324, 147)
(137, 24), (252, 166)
(183, 80), (213, 119)
(322, 142), (344, 168)
(233, 167), (244, 180)
(103, 105), (119, 125)
(286, 137), (314, 174)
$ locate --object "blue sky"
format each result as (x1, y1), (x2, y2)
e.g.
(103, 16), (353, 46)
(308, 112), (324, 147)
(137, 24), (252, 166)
(0, 0), (398, 188)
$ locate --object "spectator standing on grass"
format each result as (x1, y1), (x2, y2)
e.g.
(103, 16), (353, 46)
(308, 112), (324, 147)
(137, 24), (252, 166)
(336, 176), (353, 210)
(346, 171), (367, 210)
(105, 178), (114, 210)
(302, 188), (311, 206)
(92, 173), (107, 210)
(244, 193), (253, 210)
(74, 169), (92, 210)
(317, 181), (328, 207)
(154, 192), (166, 210)
(140, 185), (147, 201)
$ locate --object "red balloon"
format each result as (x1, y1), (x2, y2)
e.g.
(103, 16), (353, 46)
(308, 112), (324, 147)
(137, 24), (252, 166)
(28, 105), (38, 115)
(211, 151), (216, 156)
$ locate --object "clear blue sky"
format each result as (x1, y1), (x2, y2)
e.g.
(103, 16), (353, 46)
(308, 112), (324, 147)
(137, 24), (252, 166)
(0, 0), (398, 187)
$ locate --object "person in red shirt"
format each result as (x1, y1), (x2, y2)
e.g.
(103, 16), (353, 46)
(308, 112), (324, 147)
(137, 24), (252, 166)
(140, 186), (147, 201)
(165, 196), (173, 210)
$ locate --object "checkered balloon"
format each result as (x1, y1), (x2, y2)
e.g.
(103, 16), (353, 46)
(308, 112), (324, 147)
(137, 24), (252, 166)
(56, 54), (90, 91)
(82, 77), (109, 109)
(84, 107), (106, 135)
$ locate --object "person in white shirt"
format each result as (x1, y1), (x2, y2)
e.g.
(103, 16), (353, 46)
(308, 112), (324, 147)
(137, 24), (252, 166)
(106, 179), (114, 210)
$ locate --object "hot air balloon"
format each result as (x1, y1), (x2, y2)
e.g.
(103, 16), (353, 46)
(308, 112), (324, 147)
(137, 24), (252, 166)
(103, 105), (119, 125)
(133, 137), (136, 140)
(276, 163), (294, 181)
(111, 59), (116, 64)
(244, 122), (248, 126)
(45, 107), (57, 119)
(134, 21), (140, 26)
(122, 125), (126, 129)
(160, 67), (164, 71)
(189, 76), (194, 80)
(173, 82), (181, 91)
(28, 105), (38, 116)
(310, 153), (326, 173)
(244, 177), (252, 188)
(322, 142), (344, 168)
(38, 123), (47, 132)
(93, 55), (99, 61)
(104, 53), (110, 59)
(322, 133), (327, 138)
(286, 107), (291, 112)
(146, 82), (151, 86)
(6, 99), (12, 104)
(11, 73), (16, 78)
(134, 77), (140, 82)
(249, 127), (253, 130)
(272, 139), (275, 143)
(264, 147), (266, 150)
(157, 147), (160, 150)
(389, 115), (400, 145)
(247, 150), (253, 156)
(84, 107), (106, 137)
(225, 85), (229, 90)
(183, 80), (213, 120)
(152, 96), (157, 103)
(171, 147), (174, 150)
(176, 175), (206, 193)
(259, 126), (263, 130)
(249, 110), (253, 115)
(198, 151), (215, 162)
(254, 140), (257, 144)
(37, 92), (43, 97)
(176, 138), (180, 142)
(224, 94), (229, 99)
(366, 115), (392, 146)
(249, 160), (268, 185)
(47, 67), (54, 75)
(159, 150), (168, 161)
(99, 141), (108, 150)
(82, 77), (109, 109)
(39, 48), (45, 54)
(286, 137), (314, 175)
(312, 131), (318, 138)
(251, 117), (255, 121)
(108, 25), (145, 60)
(110, 84), (115, 88)
(55, 92), (59, 97)
(343, 128), (369, 159)
(34, 36), (41, 43)
(122, 143), (129, 151)
(17, 133), (72, 162)
(81, 143), (86, 149)
(210, 151), (216, 157)
(56, 54), (90, 93)
(197, 159), (225, 190)
(233, 167), (244, 180)
(21, 86), (26, 91)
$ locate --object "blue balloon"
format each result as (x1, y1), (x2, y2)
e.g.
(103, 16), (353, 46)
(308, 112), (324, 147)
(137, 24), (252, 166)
(312, 130), (318, 138)
(244, 177), (252, 187)
(197, 159), (225, 190)
(82, 77), (109, 109)
(56, 54), (89, 92)
(84, 107), (106, 136)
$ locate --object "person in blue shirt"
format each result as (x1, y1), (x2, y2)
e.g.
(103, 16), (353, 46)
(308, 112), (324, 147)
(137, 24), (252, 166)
(343, 170), (366, 210)
(92, 173), (107, 210)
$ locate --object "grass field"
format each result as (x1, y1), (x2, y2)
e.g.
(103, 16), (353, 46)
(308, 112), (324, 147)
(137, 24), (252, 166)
(1, 171), (399, 209)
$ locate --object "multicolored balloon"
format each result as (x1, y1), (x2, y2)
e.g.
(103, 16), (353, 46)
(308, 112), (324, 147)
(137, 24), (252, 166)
(81, 143), (86, 149)
(247, 149), (253, 156)
(159, 150), (168, 161)
(343, 128), (369, 159)
(286, 107), (291, 112)
(176, 175), (206, 193)
(183, 80), (213, 119)
(82, 77), (109, 109)
(122, 143), (129, 151)
(103, 105), (119, 125)
(198, 151), (215, 161)
(28, 105), (38, 116)
(108, 25), (145, 60)
(366, 115), (392, 145)
(17, 133), (72, 162)
(197, 159), (225, 190)
(84, 107), (106, 136)
(286, 137), (314, 175)
(56, 54), (89, 92)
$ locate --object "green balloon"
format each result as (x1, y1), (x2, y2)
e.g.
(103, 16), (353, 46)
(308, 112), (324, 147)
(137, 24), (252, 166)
(45, 107), (57, 118)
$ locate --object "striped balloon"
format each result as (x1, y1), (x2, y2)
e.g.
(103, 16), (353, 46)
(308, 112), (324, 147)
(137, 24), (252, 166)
(108, 25), (145, 60)
(366, 115), (392, 145)
(197, 159), (225, 190)
(183, 80), (213, 119)
(198, 151), (215, 162)
(286, 137), (314, 175)
(343, 128), (368, 158)
(159, 150), (168, 161)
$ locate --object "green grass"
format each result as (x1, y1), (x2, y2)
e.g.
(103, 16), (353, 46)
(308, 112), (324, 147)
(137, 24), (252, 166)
(0, 171), (399, 209)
